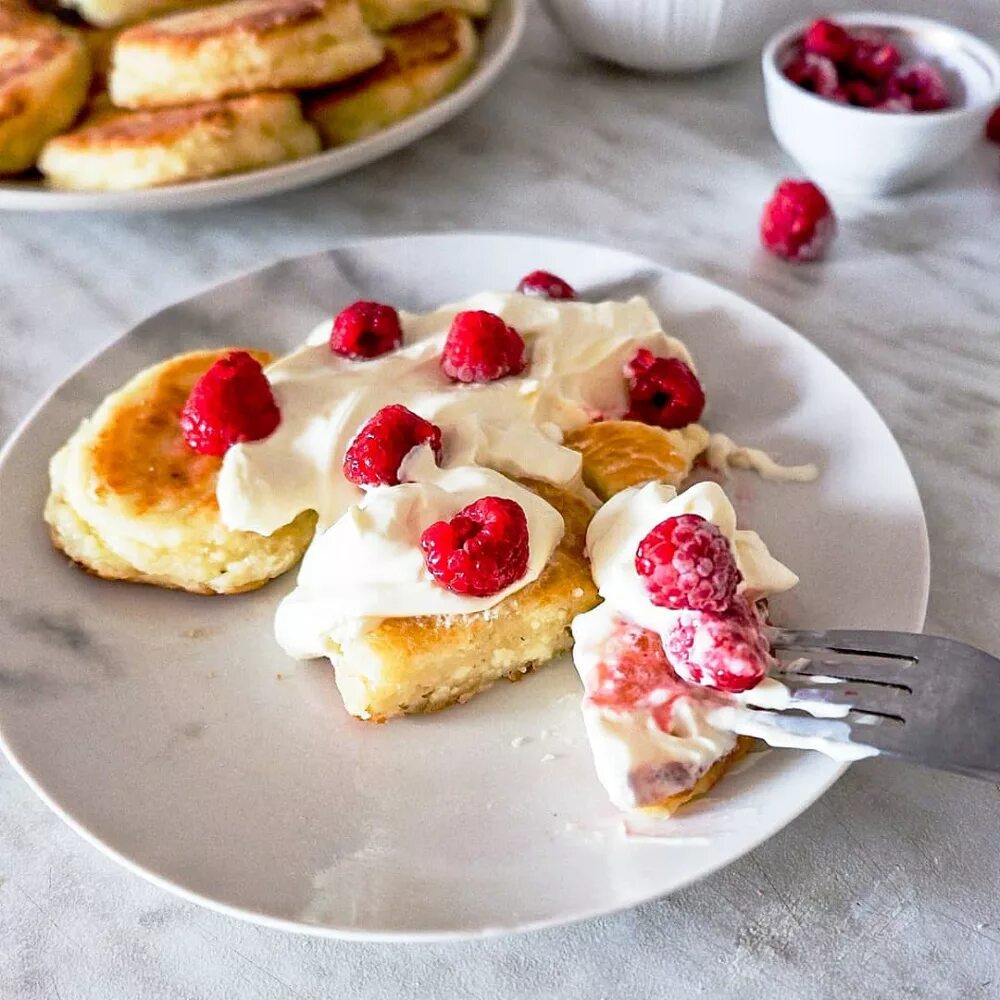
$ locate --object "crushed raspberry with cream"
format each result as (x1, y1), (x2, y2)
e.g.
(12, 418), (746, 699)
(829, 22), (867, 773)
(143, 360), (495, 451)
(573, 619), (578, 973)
(573, 479), (870, 812)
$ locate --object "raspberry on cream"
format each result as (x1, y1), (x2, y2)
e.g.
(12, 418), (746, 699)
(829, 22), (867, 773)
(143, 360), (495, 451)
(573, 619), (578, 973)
(274, 446), (564, 659)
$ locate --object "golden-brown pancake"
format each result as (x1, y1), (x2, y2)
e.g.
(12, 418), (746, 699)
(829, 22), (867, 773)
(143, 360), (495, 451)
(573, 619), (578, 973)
(0, 5), (90, 174)
(305, 9), (478, 146)
(109, 0), (384, 109)
(39, 92), (320, 191)
(45, 349), (316, 594)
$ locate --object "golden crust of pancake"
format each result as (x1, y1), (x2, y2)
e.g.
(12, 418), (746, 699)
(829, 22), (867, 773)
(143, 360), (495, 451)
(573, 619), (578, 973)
(359, 0), (489, 31)
(45, 349), (316, 595)
(564, 420), (710, 501)
(0, 6), (91, 174)
(638, 737), (754, 815)
(305, 9), (477, 146)
(109, 0), (384, 109)
(39, 92), (320, 191)
(331, 479), (599, 722)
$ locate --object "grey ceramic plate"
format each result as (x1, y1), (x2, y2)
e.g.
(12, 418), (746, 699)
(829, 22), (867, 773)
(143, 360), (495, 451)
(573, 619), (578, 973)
(0, 234), (929, 939)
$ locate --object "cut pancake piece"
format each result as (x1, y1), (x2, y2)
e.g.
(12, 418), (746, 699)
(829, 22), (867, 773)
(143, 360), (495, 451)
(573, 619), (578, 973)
(109, 0), (384, 109)
(45, 349), (316, 594)
(39, 93), (320, 191)
(0, 6), (91, 174)
(359, 0), (490, 31)
(305, 9), (478, 146)
(303, 479), (598, 722)
(564, 420), (709, 501)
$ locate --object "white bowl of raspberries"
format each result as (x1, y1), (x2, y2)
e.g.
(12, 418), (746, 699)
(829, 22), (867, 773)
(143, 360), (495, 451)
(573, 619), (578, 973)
(762, 12), (1000, 196)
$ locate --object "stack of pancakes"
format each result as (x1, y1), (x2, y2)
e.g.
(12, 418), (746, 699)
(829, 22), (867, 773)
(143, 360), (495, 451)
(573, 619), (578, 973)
(0, 0), (487, 190)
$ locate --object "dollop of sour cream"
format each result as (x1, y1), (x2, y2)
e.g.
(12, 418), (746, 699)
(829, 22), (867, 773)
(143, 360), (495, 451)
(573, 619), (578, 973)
(274, 447), (565, 657)
(216, 292), (694, 537)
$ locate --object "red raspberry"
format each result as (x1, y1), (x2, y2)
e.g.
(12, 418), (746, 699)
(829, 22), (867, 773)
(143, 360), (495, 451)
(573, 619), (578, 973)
(760, 179), (836, 263)
(624, 348), (705, 429)
(886, 63), (951, 112)
(440, 310), (526, 383)
(875, 95), (914, 113)
(343, 404), (442, 487)
(635, 514), (741, 613)
(664, 598), (772, 693)
(848, 41), (901, 84)
(516, 270), (576, 300)
(802, 19), (853, 63)
(420, 496), (529, 597)
(840, 79), (878, 108)
(986, 105), (1000, 144)
(783, 53), (840, 98)
(180, 351), (280, 456)
(330, 301), (402, 359)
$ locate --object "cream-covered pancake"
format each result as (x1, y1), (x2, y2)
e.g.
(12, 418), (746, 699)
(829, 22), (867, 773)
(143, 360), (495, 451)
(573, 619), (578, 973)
(305, 10), (478, 146)
(109, 0), (384, 109)
(45, 349), (316, 594)
(39, 93), (320, 191)
(0, 5), (90, 174)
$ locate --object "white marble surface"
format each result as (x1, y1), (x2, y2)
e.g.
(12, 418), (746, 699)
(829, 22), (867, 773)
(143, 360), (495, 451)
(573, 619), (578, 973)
(1, 1), (999, 997)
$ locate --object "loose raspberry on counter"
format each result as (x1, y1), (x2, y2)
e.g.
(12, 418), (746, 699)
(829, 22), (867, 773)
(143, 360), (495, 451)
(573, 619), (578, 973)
(635, 514), (742, 614)
(760, 179), (836, 264)
(516, 270), (577, 300)
(343, 404), (442, 487)
(987, 105), (1000, 144)
(330, 300), (402, 359)
(624, 348), (705, 429)
(421, 496), (530, 597)
(802, 18), (853, 63)
(180, 351), (280, 456)
(440, 310), (526, 383)
(664, 598), (772, 694)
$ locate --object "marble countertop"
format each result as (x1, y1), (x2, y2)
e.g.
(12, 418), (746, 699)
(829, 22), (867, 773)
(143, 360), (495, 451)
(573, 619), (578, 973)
(2, 1), (999, 997)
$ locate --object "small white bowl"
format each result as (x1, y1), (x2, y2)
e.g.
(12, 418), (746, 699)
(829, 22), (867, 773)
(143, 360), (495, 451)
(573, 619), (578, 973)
(541, 0), (810, 73)
(762, 12), (1000, 197)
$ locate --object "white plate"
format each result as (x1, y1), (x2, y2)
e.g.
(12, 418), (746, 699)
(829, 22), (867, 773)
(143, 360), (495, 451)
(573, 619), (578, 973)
(0, 233), (929, 940)
(0, 2), (524, 213)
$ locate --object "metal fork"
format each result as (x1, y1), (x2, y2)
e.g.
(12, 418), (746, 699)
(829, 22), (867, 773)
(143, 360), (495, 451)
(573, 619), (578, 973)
(743, 629), (1000, 782)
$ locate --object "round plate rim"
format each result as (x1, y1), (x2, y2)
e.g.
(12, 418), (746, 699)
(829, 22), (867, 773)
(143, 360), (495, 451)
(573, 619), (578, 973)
(0, 232), (930, 941)
(0, 0), (526, 214)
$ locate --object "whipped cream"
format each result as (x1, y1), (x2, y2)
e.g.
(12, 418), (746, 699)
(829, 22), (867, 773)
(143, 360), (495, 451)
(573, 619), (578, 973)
(217, 292), (693, 536)
(275, 447), (565, 658)
(573, 481), (870, 811)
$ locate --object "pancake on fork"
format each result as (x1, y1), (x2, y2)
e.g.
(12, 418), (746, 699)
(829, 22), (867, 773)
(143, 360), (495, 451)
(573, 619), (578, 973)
(109, 0), (384, 109)
(305, 9), (478, 146)
(45, 349), (316, 595)
(359, 0), (490, 31)
(39, 92), (320, 191)
(0, 5), (90, 174)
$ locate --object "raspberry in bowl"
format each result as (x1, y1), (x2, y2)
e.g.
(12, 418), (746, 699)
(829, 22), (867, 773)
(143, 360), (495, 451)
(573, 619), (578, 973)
(762, 12), (1000, 195)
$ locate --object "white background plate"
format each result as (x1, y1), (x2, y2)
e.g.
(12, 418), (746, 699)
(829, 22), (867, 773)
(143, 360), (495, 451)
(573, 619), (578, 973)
(0, 1), (524, 213)
(0, 234), (929, 940)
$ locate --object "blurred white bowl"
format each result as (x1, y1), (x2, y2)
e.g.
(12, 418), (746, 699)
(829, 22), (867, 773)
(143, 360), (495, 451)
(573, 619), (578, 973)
(762, 12), (1000, 197)
(541, 0), (810, 73)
